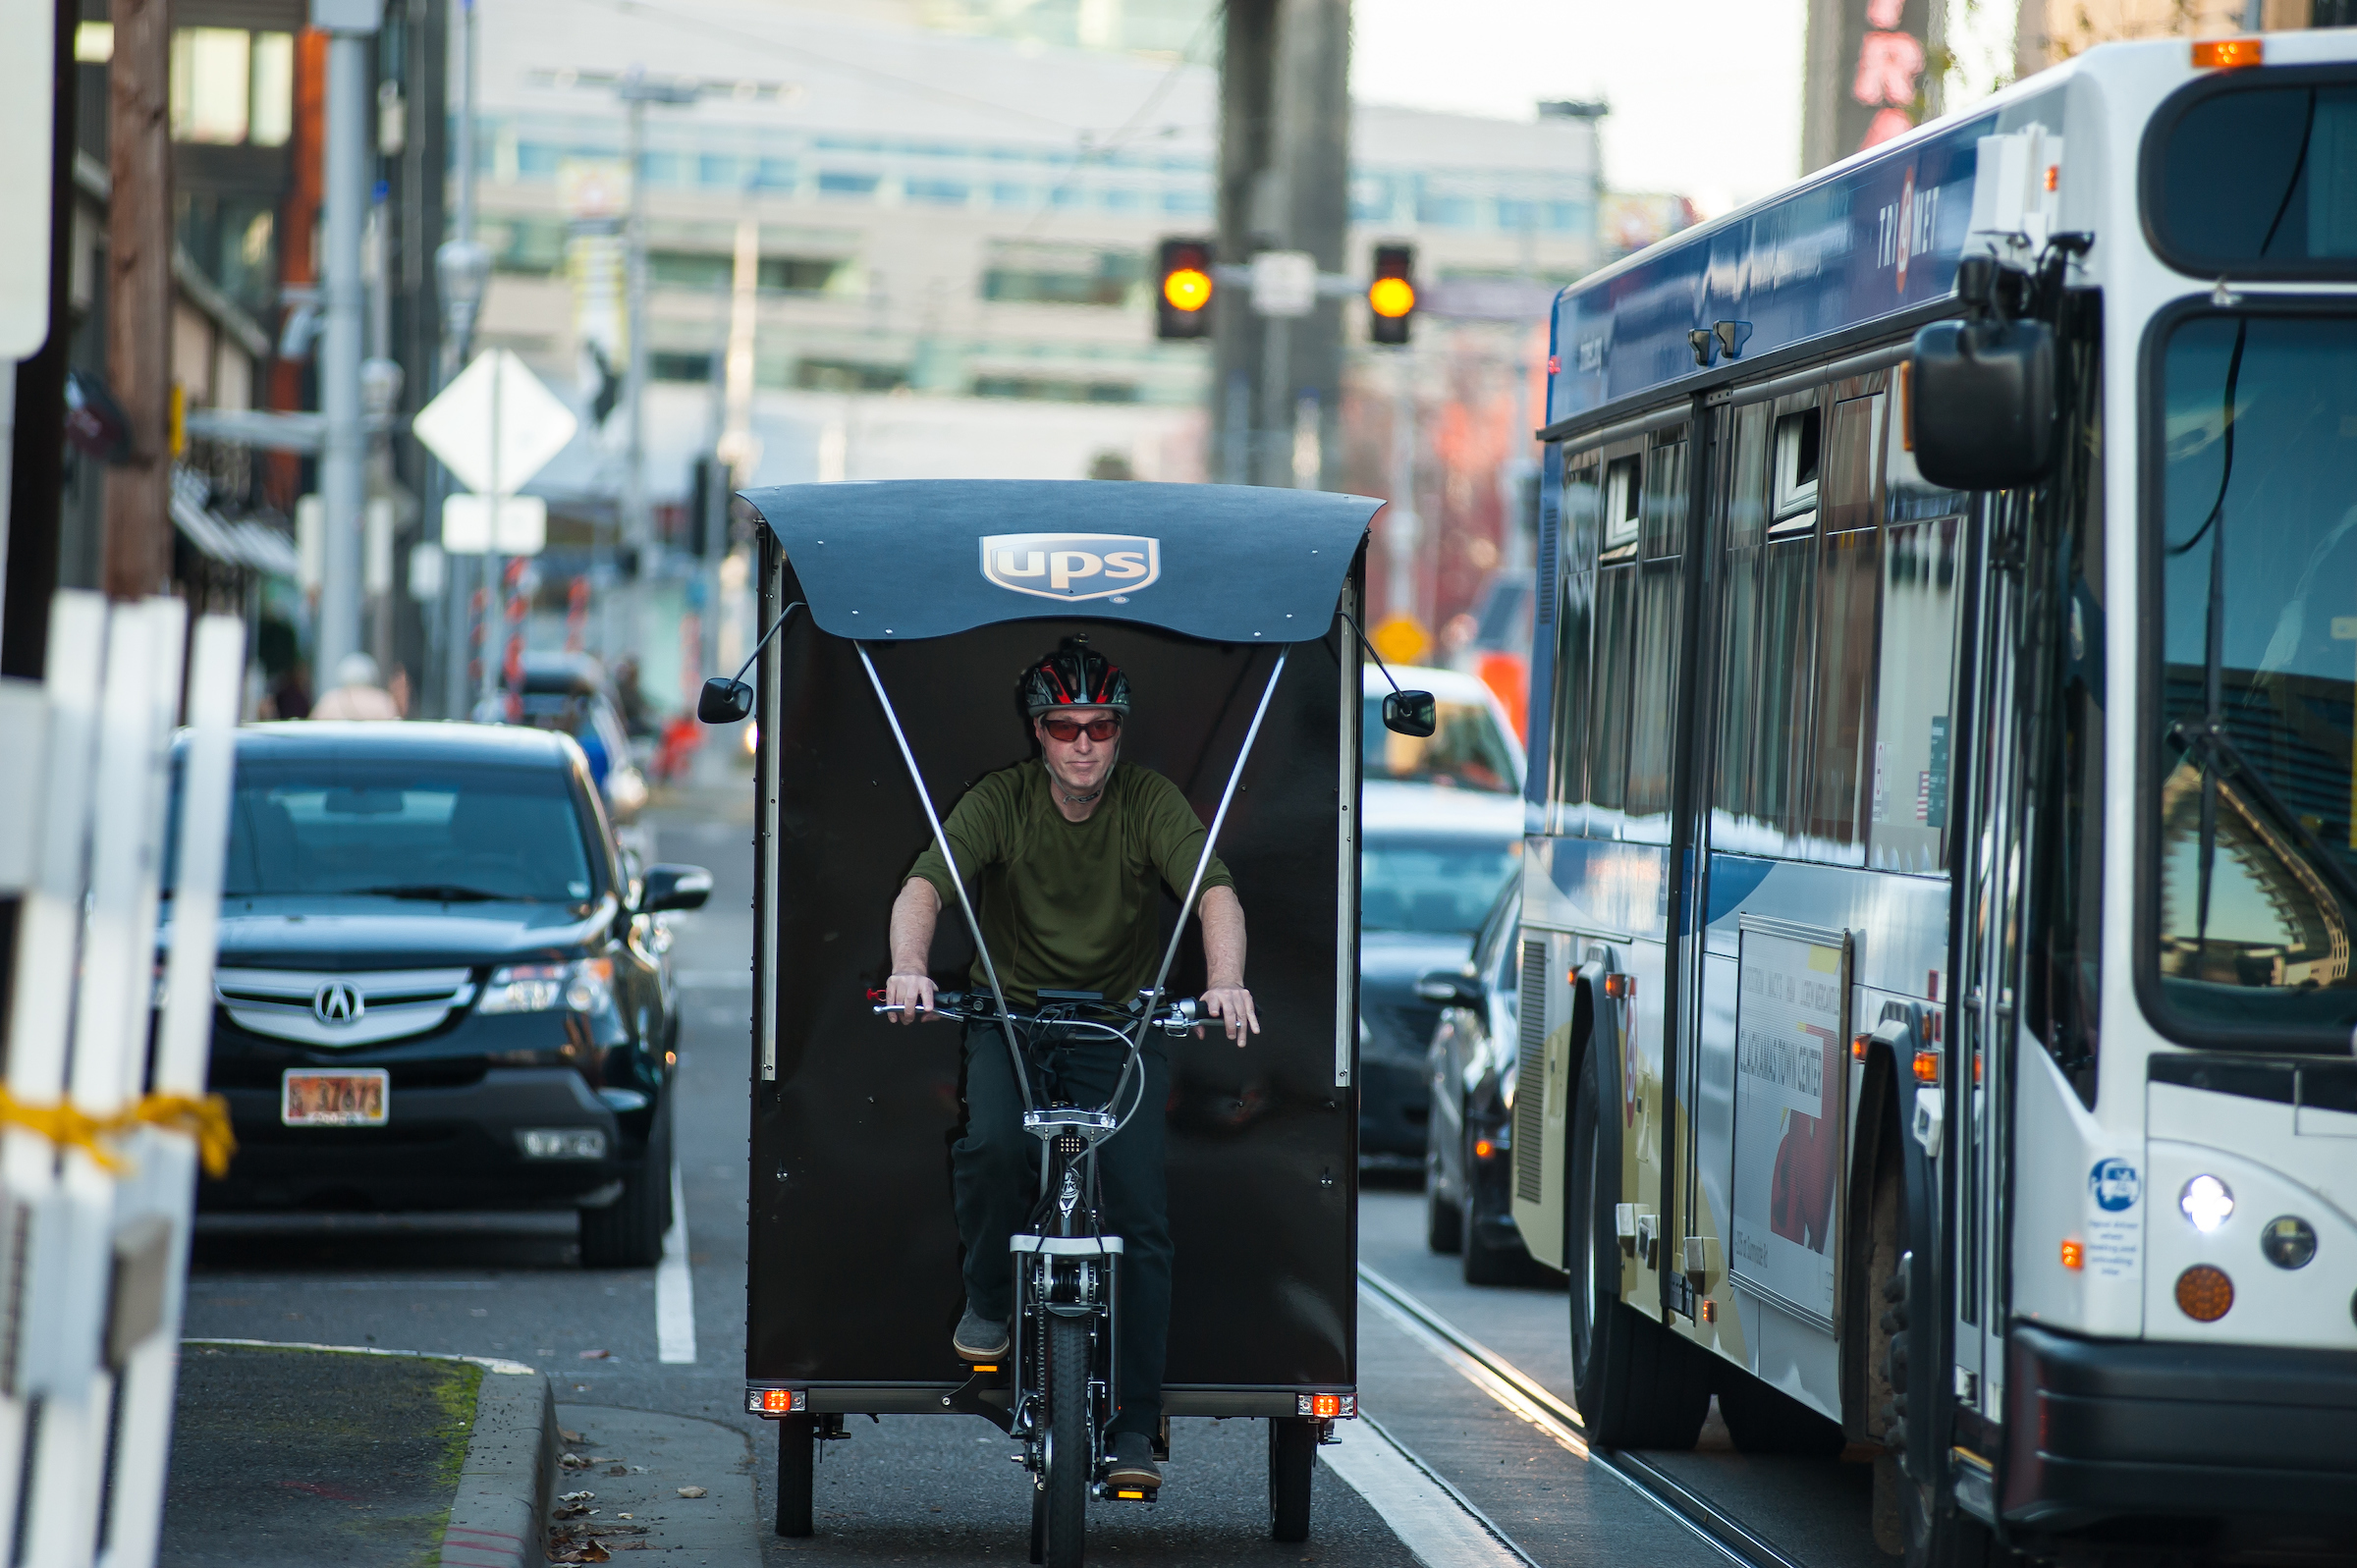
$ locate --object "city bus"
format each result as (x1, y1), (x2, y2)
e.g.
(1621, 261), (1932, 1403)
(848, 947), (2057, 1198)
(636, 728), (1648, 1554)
(1509, 30), (2357, 1567)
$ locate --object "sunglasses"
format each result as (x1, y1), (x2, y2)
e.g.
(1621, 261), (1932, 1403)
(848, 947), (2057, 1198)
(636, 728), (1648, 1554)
(1040, 716), (1123, 742)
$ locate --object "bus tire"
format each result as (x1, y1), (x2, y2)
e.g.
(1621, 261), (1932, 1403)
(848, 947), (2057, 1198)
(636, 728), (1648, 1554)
(1716, 1364), (1845, 1457)
(1042, 1314), (1090, 1568)
(1567, 1029), (1711, 1449)
(1883, 1255), (2001, 1568)
(773, 1416), (814, 1537)
(1268, 1417), (1315, 1541)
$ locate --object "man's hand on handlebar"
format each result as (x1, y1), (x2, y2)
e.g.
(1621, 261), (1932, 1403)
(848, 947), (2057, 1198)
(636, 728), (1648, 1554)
(883, 971), (940, 1023)
(1197, 985), (1258, 1045)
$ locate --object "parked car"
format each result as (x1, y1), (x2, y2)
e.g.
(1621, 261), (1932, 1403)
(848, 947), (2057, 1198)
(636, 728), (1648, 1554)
(175, 722), (710, 1267)
(489, 653), (651, 825)
(1421, 877), (1536, 1282)
(1357, 665), (1522, 1164)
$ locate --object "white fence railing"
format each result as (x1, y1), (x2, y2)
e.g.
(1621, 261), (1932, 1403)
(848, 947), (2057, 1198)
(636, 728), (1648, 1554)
(0, 592), (244, 1568)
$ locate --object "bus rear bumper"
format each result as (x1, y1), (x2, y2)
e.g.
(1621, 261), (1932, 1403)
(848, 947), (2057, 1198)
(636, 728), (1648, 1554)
(2001, 1325), (2357, 1535)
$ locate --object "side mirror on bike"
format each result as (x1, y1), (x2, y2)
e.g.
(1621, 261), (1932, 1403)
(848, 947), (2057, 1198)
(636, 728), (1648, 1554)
(1415, 969), (1484, 1008)
(697, 676), (754, 726)
(1381, 689), (1437, 738)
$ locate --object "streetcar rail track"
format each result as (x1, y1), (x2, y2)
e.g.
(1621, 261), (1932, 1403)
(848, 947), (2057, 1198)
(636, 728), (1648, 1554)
(1357, 1264), (1806, 1568)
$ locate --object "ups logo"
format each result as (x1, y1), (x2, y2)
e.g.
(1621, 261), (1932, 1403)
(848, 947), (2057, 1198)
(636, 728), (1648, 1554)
(980, 533), (1161, 603)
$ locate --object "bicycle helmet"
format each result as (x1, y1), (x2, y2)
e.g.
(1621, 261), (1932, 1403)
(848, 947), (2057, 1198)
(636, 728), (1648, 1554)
(1022, 634), (1130, 717)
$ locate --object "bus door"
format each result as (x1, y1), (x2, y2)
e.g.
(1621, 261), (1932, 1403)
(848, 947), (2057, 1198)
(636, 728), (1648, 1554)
(1949, 492), (2028, 1437)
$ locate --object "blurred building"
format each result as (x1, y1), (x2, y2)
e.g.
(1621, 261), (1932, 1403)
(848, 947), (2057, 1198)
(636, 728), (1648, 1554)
(2015, 0), (2353, 74)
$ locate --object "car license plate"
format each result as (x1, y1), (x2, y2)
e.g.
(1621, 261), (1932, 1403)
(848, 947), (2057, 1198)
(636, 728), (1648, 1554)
(281, 1068), (389, 1127)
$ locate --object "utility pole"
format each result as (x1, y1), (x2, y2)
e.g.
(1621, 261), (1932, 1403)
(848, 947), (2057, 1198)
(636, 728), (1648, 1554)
(436, 0), (487, 717)
(313, 0), (383, 677)
(616, 71), (695, 659)
(1213, 0), (1350, 490)
(101, 0), (175, 600)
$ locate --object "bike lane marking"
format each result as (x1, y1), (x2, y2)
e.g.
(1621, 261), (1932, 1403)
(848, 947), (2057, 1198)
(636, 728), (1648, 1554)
(1318, 1415), (1532, 1568)
(656, 1160), (696, 1364)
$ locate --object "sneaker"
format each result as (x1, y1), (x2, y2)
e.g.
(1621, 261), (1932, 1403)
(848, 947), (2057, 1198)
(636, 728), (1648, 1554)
(1105, 1431), (1163, 1490)
(953, 1307), (1009, 1362)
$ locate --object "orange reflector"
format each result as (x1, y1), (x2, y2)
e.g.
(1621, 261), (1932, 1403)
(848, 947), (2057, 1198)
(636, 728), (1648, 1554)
(1699, 1299), (1717, 1324)
(2176, 1264), (2234, 1322)
(1603, 973), (1634, 1000)
(1913, 1049), (1941, 1084)
(2044, 164), (2058, 193)
(972, 1365), (998, 1374)
(1473, 1138), (1496, 1161)
(2193, 37), (2262, 69)
(1116, 1489), (1146, 1500)
(1162, 267), (1213, 312)
(2060, 1239), (2084, 1271)
(1973, 1052), (1984, 1086)
(1311, 1393), (1343, 1419)
(1368, 276), (1416, 319)
(1851, 1033), (1870, 1062)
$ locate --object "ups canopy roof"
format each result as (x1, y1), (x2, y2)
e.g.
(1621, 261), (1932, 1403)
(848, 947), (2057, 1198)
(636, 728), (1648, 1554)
(737, 479), (1382, 643)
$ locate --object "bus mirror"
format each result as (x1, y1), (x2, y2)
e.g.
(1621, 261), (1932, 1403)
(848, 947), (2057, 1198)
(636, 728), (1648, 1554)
(698, 677), (754, 726)
(1383, 690), (1437, 737)
(1908, 316), (2057, 492)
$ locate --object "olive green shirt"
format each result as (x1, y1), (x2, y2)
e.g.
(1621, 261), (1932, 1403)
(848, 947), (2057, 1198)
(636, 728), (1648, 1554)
(906, 761), (1233, 1007)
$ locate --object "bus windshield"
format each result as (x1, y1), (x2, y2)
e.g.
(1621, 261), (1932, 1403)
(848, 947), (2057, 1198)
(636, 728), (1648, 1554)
(2150, 312), (2357, 1046)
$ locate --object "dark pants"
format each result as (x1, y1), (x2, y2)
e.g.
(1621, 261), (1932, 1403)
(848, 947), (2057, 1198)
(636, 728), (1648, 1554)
(955, 1022), (1171, 1439)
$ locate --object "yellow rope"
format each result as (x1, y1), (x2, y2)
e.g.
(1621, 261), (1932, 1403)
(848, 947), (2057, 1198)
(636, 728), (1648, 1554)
(0, 1088), (237, 1178)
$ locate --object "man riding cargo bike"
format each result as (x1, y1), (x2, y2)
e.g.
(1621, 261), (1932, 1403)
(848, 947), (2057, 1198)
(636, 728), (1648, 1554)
(881, 634), (1261, 1495)
(709, 478), (1436, 1566)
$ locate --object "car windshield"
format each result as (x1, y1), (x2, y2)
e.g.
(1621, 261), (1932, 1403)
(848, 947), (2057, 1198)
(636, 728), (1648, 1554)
(1362, 693), (1520, 793)
(206, 758), (600, 902)
(1362, 835), (1521, 935)
(2150, 313), (2357, 1047)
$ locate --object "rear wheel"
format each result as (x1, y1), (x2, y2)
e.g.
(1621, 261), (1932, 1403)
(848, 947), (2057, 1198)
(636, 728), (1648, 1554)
(1268, 1418), (1315, 1541)
(773, 1416), (813, 1537)
(1567, 1031), (1711, 1449)
(1425, 1140), (1463, 1254)
(579, 1097), (671, 1269)
(1042, 1314), (1090, 1568)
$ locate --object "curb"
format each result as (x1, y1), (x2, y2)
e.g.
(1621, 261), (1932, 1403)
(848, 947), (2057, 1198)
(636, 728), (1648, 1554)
(442, 1362), (557, 1568)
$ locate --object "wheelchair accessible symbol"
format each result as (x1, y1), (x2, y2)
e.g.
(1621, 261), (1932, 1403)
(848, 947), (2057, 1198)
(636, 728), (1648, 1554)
(2089, 1158), (2141, 1212)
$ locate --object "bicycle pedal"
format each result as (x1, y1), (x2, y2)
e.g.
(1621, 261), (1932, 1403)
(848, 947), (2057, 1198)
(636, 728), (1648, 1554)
(1093, 1483), (1156, 1503)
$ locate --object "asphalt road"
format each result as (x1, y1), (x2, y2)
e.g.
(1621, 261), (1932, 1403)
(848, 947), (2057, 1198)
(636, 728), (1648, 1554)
(184, 781), (1885, 1568)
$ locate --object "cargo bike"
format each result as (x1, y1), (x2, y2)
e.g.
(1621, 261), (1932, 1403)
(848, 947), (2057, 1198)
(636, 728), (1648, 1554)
(701, 480), (1431, 1564)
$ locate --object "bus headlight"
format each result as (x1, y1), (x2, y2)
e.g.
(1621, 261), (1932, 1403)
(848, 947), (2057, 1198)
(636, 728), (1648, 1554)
(480, 957), (617, 1015)
(2179, 1173), (2234, 1234)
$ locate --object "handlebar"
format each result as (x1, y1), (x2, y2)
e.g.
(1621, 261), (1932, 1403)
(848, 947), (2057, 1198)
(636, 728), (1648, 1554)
(865, 988), (1201, 1036)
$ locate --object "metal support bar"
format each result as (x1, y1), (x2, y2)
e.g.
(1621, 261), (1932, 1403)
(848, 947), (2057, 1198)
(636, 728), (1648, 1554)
(853, 644), (1031, 1113)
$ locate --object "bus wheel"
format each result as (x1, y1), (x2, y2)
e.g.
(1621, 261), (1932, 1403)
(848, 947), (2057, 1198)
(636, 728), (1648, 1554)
(1883, 1257), (2001, 1568)
(1567, 1034), (1711, 1449)
(774, 1415), (814, 1537)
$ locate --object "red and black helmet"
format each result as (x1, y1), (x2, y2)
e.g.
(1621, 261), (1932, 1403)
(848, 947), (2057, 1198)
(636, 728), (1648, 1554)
(1022, 634), (1130, 717)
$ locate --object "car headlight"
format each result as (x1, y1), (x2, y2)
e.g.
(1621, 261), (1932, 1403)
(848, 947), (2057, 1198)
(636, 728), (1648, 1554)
(480, 957), (616, 1015)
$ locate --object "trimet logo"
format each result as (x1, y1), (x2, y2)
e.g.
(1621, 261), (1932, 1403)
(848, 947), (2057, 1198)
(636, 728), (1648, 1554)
(980, 533), (1160, 603)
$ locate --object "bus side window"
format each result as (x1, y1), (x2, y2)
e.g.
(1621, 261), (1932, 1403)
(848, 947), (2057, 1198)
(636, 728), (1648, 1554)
(1807, 394), (1886, 857)
(1551, 456), (1602, 829)
(1714, 406), (1771, 838)
(1625, 436), (1688, 835)
(1869, 515), (1961, 873)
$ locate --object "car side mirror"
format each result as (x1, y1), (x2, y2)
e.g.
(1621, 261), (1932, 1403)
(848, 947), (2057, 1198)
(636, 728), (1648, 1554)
(1908, 314), (2056, 492)
(698, 677), (753, 726)
(1382, 689), (1437, 738)
(1415, 969), (1485, 1008)
(640, 863), (714, 914)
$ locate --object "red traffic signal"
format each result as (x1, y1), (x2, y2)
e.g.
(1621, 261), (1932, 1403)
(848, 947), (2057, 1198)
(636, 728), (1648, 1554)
(1156, 238), (1215, 340)
(1369, 244), (1415, 345)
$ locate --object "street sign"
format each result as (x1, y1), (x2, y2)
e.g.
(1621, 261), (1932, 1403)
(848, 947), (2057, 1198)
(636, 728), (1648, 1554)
(1370, 614), (1431, 667)
(412, 349), (577, 498)
(440, 494), (548, 556)
(1250, 250), (1317, 318)
(0, 0), (56, 357)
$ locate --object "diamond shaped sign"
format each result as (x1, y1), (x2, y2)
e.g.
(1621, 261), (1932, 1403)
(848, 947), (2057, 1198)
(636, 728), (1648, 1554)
(412, 349), (578, 496)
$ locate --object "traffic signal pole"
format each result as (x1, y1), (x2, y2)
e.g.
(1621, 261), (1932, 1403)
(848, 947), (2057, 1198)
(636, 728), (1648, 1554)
(313, 0), (383, 678)
(1213, 0), (1349, 491)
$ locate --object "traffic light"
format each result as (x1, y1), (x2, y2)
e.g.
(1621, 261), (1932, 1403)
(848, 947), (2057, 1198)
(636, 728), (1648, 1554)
(1368, 243), (1415, 345)
(1155, 238), (1215, 340)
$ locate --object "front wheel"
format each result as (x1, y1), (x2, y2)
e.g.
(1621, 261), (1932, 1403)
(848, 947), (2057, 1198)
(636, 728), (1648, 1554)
(1567, 1028), (1711, 1449)
(579, 1098), (671, 1269)
(1425, 1140), (1464, 1254)
(1042, 1314), (1091, 1568)
(1268, 1418), (1315, 1541)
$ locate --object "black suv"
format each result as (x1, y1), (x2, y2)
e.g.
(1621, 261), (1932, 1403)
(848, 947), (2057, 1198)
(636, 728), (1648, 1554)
(177, 722), (709, 1267)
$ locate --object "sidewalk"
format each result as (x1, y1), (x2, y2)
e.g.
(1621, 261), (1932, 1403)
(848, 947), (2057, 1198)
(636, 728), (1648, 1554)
(159, 1342), (552, 1568)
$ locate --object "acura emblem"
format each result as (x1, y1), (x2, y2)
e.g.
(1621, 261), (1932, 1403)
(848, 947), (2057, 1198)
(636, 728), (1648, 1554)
(313, 982), (365, 1026)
